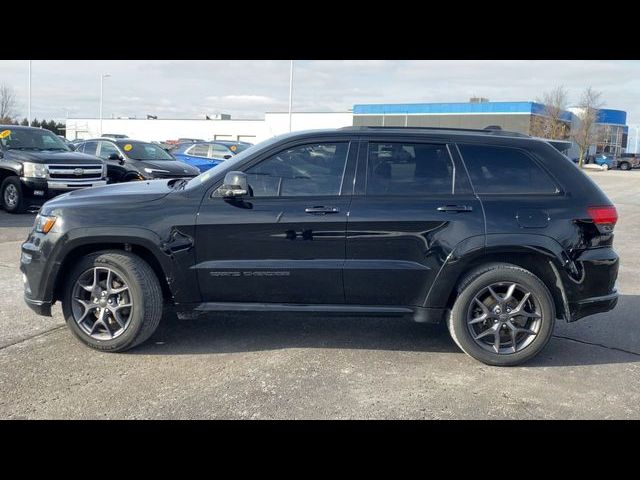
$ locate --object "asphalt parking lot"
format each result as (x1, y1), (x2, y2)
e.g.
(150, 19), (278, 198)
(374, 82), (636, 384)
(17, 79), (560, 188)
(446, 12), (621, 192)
(1, 170), (639, 419)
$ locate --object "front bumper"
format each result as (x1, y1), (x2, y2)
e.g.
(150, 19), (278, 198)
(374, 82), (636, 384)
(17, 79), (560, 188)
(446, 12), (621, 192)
(21, 177), (107, 206)
(20, 232), (61, 317)
(24, 296), (52, 316)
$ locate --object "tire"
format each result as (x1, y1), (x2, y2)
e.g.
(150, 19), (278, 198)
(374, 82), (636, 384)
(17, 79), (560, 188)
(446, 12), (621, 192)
(62, 250), (163, 352)
(601, 163), (609, 171)
(620, 162), (630, 171)
(447, 263), (555, 366)
(1, 176), (26, 213)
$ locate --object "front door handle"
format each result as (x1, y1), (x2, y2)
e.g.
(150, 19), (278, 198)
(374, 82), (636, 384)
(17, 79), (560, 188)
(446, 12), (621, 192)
(437, 205), (473, 212)
(305, 206), (339, 215)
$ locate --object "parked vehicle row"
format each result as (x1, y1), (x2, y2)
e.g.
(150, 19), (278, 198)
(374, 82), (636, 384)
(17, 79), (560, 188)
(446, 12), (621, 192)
(0, 125), (252, 213)
(20, 126), (620, 366)
(572, 153), (640, 170)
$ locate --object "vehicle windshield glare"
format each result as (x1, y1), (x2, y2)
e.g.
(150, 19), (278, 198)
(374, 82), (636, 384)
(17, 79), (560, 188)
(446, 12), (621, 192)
(119, 142), (174, 161)
(0, 128), (71, 152)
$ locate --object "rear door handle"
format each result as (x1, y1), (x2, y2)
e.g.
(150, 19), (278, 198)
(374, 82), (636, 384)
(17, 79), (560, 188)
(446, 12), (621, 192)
(305, 206), (340, 215)
(437, 205), (473, 212)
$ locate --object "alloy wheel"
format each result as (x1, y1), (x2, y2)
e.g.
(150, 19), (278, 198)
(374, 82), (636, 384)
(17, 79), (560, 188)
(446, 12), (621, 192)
(466, 282), (542, 355)
(71, 267), (133, 340)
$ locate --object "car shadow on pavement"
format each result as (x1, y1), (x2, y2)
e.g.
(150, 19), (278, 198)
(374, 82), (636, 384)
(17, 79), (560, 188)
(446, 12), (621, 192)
(129, 295), (640, 368)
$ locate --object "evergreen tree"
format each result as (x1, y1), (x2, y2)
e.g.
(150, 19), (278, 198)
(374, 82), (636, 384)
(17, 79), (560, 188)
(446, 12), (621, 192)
(31, 118), (39, 128)
(20, 118), (29, 126)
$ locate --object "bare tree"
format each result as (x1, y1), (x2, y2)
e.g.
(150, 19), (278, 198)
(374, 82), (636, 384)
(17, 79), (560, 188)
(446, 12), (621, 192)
(0, 84), (17, 123)
(530, 86), (570, 140)
(571, 87), (604, 168)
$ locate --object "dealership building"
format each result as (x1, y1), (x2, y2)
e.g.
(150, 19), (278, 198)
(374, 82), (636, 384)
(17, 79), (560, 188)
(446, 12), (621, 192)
(65, 99), (629, 156)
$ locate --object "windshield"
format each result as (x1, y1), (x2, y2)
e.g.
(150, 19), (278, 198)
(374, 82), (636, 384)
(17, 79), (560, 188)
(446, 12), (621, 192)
(120, 142), (175, 161)
(0, 128), (71, 152)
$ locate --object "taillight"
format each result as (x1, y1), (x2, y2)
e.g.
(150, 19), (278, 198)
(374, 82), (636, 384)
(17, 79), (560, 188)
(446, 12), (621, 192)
(587, 205), (618, 226)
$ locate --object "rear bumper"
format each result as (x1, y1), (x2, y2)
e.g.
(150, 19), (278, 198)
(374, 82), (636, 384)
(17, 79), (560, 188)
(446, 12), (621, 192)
(24, 296), (52, 316)
(569, 291), (618, 322)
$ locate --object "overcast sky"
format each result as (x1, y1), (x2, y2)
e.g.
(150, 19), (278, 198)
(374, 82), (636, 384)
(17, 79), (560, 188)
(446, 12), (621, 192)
(1, 60), (639, 124)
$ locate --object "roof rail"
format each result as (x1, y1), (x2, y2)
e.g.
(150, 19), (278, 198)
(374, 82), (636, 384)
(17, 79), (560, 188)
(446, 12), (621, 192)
(340, 125), (531, 138)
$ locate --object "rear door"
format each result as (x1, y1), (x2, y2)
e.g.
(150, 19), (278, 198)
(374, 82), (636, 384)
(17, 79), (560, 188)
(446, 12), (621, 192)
(344, 136), (485, 306)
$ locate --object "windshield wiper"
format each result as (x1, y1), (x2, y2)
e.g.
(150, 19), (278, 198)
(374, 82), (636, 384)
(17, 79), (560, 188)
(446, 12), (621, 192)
(42, 147), (69, 151)
(6, 146), (43, 151)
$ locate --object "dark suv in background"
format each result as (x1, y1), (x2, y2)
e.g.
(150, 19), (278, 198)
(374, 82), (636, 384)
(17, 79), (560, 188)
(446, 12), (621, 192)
(20, 127), (619, 366)
(74, 138), (199, 182)
(0, 126), (106, 213)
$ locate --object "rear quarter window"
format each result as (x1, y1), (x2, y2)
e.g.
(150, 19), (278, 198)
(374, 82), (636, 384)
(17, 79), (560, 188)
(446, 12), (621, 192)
(458, 144), (559, 194)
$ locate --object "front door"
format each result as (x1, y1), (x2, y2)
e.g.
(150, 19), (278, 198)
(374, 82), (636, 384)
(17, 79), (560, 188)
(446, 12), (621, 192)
(195, 138), (357, 304)
(345, 138), (485, 307)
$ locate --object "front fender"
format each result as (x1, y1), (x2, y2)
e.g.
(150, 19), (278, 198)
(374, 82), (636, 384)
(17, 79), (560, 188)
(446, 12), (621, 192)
(44, 226), (199, 305)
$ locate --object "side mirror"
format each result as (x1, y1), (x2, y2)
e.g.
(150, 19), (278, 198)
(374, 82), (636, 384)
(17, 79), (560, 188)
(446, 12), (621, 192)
(108, 153), (123, 161)
(223, 154), (232, 160)
(216, 171), (248, 198)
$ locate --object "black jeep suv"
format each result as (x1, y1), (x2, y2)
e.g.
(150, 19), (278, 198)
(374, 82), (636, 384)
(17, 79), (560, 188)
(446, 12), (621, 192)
(1, 126), (106, 213)
(20, 127), (619, 366)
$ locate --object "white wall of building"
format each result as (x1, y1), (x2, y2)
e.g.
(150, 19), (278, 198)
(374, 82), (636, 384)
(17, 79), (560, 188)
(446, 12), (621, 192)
(65, 112), (354, 144)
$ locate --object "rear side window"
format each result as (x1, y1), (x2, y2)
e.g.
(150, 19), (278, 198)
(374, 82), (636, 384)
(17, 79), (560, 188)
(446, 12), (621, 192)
(367, 142), (453, 195)
(188, 144), (209, 157)
(458, 144), (558, 194)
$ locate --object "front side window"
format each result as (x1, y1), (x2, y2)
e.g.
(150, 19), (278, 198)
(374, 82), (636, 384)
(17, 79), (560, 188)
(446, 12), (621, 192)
(98, 141), (119, 160)
(367, 142), (454, 195)
(82, 141), (98, 156)
(458, 144), (558, 194)
(245, 142), (349, 197)
(211, 144), (231, 158)
(188, 144), (210, 158)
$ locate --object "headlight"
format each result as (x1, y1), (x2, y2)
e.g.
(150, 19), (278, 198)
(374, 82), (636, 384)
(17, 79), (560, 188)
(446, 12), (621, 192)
(23, 162), (48, 179)
(34, 214), (57, 234)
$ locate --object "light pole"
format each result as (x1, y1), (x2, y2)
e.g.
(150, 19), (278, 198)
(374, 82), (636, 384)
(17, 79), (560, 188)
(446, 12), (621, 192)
(99, 73), (111, 136)
(27, 60), (31, 126)
(288, 60), (294, 132)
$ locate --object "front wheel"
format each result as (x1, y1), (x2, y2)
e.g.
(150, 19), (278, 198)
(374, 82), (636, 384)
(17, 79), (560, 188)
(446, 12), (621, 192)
(447, 264), (555, 366)
(62, 251), (163, 352)
(620, 162), (630, 171)
(1, 176), (26, 213)
(601, 163), (610, 171)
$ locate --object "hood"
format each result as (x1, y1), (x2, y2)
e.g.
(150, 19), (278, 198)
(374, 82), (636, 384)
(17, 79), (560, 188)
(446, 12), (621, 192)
(138, 159), (200, 176)
(5, 149), (103, 165)
(41, 179), (177, 212)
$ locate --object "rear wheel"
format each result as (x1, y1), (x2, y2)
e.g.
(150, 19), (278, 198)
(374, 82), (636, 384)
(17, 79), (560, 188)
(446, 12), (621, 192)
(62, 251), (163, 352)
(447, 264), (555, 366)
(1, 176), (26, 213)
(620, 161), (630, 171)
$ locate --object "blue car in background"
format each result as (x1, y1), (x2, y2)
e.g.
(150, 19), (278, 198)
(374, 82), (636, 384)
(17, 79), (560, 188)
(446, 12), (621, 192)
(592, 153), (616, 170)
(172, 140), (253, 172)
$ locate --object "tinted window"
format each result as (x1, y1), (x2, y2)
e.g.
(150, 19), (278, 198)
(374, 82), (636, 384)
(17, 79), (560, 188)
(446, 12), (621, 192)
(367, 142), (453, 195)
(211, 144), (231, 158)
(0, 127), (70, 152)
(98, 141), (119, 160)
(245, 142), (349, 197)
(188, 144), (209, 157)
(82, 141), (98, 156)
(458, 144), (558, 194)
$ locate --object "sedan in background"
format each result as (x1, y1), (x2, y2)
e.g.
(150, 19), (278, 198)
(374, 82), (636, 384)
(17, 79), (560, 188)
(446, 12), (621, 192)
(172, 140), (253, 172)
(74, 138), (200, 183)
